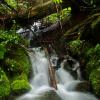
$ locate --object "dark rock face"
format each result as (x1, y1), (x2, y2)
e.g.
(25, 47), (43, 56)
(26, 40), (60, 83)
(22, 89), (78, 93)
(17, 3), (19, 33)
(91, 17), (100, 42)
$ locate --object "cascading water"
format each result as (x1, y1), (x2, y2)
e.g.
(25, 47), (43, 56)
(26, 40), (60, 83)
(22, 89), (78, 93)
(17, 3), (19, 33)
(16, 20), (98, 100)
(16, 47), (98, 100)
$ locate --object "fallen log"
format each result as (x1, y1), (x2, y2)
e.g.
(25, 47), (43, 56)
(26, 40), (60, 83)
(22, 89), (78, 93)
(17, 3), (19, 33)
(44, 47), (57, 89)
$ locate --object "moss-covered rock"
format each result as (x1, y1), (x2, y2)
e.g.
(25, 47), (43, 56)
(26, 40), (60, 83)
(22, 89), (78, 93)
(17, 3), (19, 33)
(11, 79), (31, 94)
(4, 46), (31, 77)
(0, 30), (31, 97)
(0, 68), (10, 97)
(5, 58), (20, 72)
(85, 44), (100, 77)
(89, 68), (100, 97)
(13, 47), (31, 75)
(85, 60), (100, 78)
(5, 46), (31, 95)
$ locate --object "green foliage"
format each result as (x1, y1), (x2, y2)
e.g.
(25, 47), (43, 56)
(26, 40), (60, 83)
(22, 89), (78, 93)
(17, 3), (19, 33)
(0, 30), (31, 97)
(52, 0), (63, 3)
(5, 0), (17, 9)
(85, 44), (100, 60)
(14, 72), (28, 81)
(0, 30), (28, 48)
(0, 44), (6, 59)
(89, 68), (100, 96)
(0, 30), (21, 45)
(68, 39), (82, 55)
(45, 7), (71, 23)
(0, 68), (10, 97)
(85, 59), (100, 77)
(11, 79), (31, 94)
(4, 46), (31, 80)
(12, 47), (31, 75)
(5, 58), (21, 72)
(83, 44), (100, 96)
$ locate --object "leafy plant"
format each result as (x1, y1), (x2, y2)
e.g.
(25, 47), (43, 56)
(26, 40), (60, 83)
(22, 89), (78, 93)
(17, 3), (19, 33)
(52, 0), (63, 3)
(45, 7), (71, 23)
(68, 39), (82, 55)
(5, 0), (17, 9)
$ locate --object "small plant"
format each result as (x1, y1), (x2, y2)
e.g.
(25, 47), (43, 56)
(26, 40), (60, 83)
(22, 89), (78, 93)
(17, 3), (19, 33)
(5, 0), (17, 9)
(68, 39), (82, 55)
(52, 0), (63, 4)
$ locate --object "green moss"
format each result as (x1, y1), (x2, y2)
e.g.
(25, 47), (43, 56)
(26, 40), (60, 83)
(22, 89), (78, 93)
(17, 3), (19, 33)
(68, 39), (82, 56)
(5, 46), (31, 76)
(13, 47), (31, 75)
(0, 68), (10, 97)
(89, 68), (100, 97)
(0, 30), (31, 97)
(85, 44), (100, 60)
(85, 59), (100, 78)
(5, 58), (21, 72)
(11, 79), (31, 94)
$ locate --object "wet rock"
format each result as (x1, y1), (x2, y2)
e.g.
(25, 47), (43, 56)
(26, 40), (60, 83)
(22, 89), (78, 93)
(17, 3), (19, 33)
(34, 90), (61, 100)
(65, 81), (90, 92)
(75, 81), (90, 92)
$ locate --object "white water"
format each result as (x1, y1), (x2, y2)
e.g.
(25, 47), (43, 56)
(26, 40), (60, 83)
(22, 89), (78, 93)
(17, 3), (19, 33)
(16, 47), (98, 100)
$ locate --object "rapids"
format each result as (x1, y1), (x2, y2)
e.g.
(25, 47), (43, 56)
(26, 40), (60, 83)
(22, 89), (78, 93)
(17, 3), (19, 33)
(16, 47), (98, 100)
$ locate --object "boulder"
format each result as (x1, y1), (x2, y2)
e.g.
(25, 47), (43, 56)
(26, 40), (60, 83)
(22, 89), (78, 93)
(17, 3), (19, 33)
(65, 81), (90, 92)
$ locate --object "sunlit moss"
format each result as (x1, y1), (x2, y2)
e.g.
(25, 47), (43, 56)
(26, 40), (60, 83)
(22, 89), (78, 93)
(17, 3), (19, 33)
(11, 79), (31, 94)
(0, 68), (10, 97)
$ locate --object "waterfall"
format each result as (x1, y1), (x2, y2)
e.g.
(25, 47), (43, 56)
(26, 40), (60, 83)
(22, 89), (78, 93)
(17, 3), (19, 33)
(16, 47), (98, 100)
(16, 47), (51, 100)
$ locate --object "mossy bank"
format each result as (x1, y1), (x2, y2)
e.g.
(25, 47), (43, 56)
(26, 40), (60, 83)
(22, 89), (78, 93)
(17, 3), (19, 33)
(0, 30), (31, 99)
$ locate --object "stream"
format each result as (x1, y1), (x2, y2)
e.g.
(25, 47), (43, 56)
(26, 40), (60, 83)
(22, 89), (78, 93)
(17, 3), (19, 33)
(15, 21), (99, 100)
(16, 47), (98, 100)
